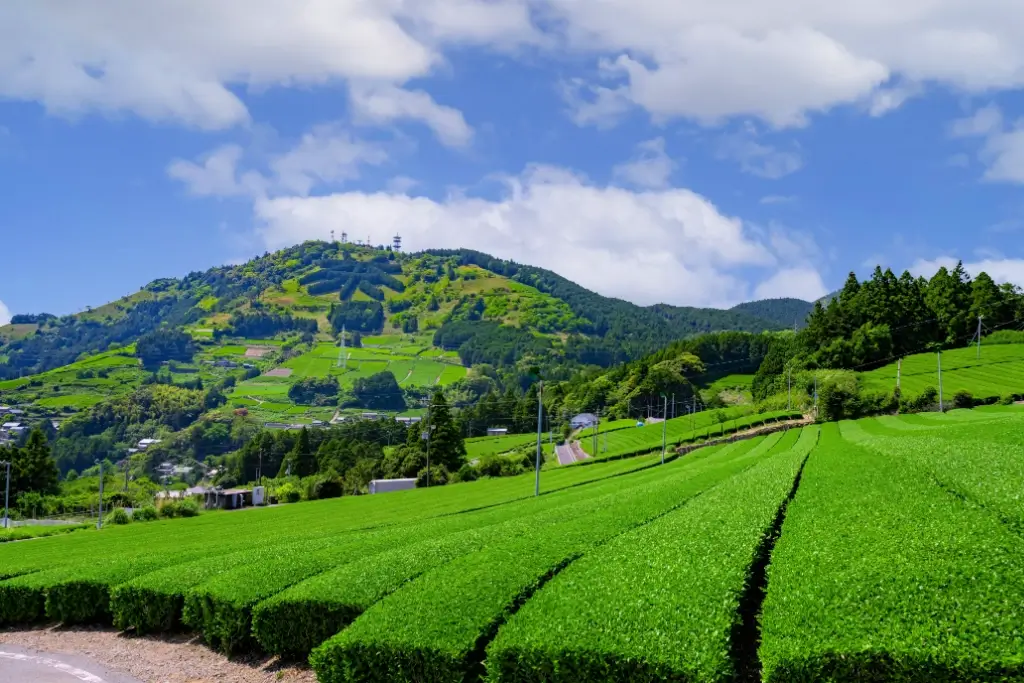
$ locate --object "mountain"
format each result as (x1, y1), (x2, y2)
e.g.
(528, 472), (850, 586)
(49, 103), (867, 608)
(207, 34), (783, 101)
(729, 298), (815, 329)
(0, 242), (785, 381)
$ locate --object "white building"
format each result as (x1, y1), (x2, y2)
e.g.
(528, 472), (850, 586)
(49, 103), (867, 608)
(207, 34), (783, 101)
(368, 478), (417, 494)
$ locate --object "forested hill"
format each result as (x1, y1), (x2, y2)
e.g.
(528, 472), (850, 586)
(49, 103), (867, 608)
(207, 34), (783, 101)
(1, 241), (787, 380)
(423, 249), (785, 355)
(729, 298), (815, 329)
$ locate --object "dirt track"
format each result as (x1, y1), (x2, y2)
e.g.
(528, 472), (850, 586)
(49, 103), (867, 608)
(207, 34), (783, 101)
(0, 627), (315, 683)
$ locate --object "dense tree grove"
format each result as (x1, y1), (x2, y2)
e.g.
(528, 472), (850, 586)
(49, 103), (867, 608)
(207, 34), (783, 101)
(221, 311), (318, 338)
(0, 429), (60, 506)
(136, 328), (196, 369)
(288, 376), (340, 406)
(329, 301), (385, 333)
(351, 371), (406, 410)
(754, 264), (1024, 400)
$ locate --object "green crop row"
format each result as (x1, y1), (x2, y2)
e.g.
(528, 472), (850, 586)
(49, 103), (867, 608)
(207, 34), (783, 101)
(759, 422), (1024, 681)
(580, 409), (803, 461)
(310, 434), (782, 683)
(486, 425), (818, 682)
(250, 440), (758, 659)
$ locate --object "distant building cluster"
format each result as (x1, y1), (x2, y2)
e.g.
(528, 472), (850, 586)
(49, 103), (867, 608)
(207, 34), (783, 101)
(0, 406), (27, 446)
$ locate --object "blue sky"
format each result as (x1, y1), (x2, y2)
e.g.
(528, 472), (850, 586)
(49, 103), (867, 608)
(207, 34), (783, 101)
(3, 1), (1024, 323)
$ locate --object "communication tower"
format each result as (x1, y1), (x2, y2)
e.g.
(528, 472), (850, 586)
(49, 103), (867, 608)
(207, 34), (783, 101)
(393, 233), (402, 252)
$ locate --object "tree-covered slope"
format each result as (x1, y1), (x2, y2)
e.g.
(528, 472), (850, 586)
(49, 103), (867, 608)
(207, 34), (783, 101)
(729, 298), (814, 329)
(1, 242), (784, 381)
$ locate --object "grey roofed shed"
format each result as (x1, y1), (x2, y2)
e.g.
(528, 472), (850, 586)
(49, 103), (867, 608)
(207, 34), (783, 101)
(570, 413), (598, 429)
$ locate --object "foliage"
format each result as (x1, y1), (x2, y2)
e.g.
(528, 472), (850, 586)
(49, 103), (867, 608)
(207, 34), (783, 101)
(3, 429), (60, 503)
(287, 375), (339, 406)
(132, 506), (159, 522)
(136, 328), (196, 370)
(105, 507), (131, 525)
(221, 311), (318, 338)
(329, 301), (384, 334)
(351, 371), (405, 410)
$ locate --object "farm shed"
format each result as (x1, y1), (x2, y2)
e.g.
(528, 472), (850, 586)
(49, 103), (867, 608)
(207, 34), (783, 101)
(487, 427), (509, 436)
(571, 413), (598, 429)
(368, 478), (417, 494)
(204, 488), (253, 510)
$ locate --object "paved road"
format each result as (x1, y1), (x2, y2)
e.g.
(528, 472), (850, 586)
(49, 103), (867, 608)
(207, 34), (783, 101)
(555, 441), (591, 465)
(0, 646), (141, 683)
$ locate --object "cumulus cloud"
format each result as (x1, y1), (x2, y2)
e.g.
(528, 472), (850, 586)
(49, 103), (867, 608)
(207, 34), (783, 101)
(349, 84), (473, 147)
(6, 1), (1024, 133)
(0, 1), (534, 130)
(612, 138), (677, 189)
(0, 299), (10, 326)
(754, 267), (828, 301)
(911, 256), (1024, 288)
(251, 164), (822, 308)
(950, 105), (1024, 184)
(168, 126), (387, 198)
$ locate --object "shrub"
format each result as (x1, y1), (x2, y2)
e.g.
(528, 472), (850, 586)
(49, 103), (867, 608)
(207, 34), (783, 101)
(313, 478), (344, 500)
(277, 483), (301, 504)
(105, 508), (131, 525)
(1000, 394), (1016, 405)
(132, 506), (159, 522)
(416, 465), (449, 488)
(178, 499), (200, 517)
(953, 390), (974, 409)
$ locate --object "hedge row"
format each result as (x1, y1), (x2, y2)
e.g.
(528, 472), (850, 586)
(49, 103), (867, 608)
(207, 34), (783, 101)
(485, 426), (817, 682)
(251, 441), (751, 659)
(759, 422), (1024, 681)
(310, 434), (781, 683)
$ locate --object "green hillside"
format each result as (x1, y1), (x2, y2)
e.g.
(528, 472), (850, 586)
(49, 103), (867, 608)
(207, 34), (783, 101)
(5, 408), (1024, 681)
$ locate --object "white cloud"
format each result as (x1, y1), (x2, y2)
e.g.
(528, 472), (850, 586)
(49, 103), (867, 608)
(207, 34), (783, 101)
(753, 267), (828, 301)
(169, 126), (387, 198)
(0, 299), (10, 326)
(252, 164), (822, 308)
(950, 105), (1024, 184)
(0, 1), (534, 129)
(911, 256), (1024, 288)
(612, 138), (677, 189)
(270, 124), (388, 195)
(9, 1), (1024, 134)
(349, 84), (473, 147)
(718, 126), (803, 179)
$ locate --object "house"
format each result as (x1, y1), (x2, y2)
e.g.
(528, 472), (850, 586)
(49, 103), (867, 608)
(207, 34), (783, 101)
(360, 412), (383, 421)
(570, 413), (599, 430)
(263, 422), (291, 430)
(396, 416), (422, 425)
(212, 359), (238, 368)
(204, 488), (252, 510)
(1, 422), (25, 435)
(137, 438), (161, 450)
(6, 409), (23, 417)
(156, 461), (175, 476)
(487, 427), (509, 437)
(368, 478), (417, 494)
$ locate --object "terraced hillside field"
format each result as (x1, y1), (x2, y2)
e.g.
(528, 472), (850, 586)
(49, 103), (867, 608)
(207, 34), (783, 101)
(860, 342), (1024, 400)
(2, 407), (1023, 682)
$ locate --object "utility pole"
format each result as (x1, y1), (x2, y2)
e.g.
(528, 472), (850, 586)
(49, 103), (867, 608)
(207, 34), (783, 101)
(339, 325), (347, 369)
(787, 367), (792, 411)
(813, 376), (818, 422)
(691, 395), (696, 432)
(534, 381), (543, 497)
(976, 315), (983, 359)
(0, 459), (9, 529)
(671, 394), (676, 420)
(422, 399), (432, 487)
(592, 409), (600, 457)
(937, 352), (944, 413)
(896, 357), (902, 415)
(661, 394), (668, 465)
(96, 460), (105, 530)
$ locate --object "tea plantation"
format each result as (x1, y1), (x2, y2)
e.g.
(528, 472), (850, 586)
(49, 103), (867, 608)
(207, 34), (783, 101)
(2, 407), (1024, 682)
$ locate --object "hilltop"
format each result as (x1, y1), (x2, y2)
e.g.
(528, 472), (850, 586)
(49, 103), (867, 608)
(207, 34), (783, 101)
(0, 241), (801, 384)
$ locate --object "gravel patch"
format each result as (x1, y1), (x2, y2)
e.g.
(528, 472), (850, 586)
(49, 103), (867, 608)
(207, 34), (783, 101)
(0, 627), (316, 683)
(264, 368), (293, 378)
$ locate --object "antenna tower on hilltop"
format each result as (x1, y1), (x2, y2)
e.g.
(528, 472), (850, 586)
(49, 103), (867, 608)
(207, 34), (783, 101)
(341, 231), (348, 243)
(393, 233), (402, 252)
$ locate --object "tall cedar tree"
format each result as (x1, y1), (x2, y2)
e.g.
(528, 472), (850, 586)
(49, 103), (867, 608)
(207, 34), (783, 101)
(282, 428), (318, 478)
(10, 429), (60, 501)
(415, 389), (466, 473)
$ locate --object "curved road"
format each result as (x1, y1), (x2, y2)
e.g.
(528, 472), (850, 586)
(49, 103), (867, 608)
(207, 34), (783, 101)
(0, 646), (141, 683)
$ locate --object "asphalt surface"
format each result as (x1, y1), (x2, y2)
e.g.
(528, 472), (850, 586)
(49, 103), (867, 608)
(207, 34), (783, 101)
(555, 440), (590, 465)
(0, 645), (142, 683)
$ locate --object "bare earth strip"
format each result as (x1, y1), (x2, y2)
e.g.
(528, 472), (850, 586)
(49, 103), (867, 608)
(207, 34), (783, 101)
(264, 368), (293, 378)
(244, 347), (273, 358)
(0, 628), (315, 683)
